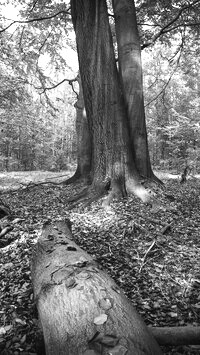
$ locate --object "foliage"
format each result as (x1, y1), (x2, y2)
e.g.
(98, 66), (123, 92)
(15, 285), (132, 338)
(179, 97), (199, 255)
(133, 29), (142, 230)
(0, 77), (76, 171)
(0, 0), (77, 172)
(143, 40), (200, 172)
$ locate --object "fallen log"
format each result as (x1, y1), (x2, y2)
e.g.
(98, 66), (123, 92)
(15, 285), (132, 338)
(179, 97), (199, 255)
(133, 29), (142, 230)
(31, 219), (162, 355)
(150, 326), (200, 346)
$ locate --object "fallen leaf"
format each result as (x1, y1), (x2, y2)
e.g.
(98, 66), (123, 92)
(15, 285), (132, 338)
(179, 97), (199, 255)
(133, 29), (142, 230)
(94, 314), (108, 325)
(15, 318), (26, 325)
(0, 325), (13, 335)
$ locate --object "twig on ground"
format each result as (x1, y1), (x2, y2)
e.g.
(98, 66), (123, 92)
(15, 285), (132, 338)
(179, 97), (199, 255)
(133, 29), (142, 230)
(160, 223), (172, 235)
(20, 180), (64, 190)
(138, 239), (156, 273)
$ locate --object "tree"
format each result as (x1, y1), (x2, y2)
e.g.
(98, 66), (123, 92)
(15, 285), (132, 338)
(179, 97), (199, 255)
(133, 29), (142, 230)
(1, 0), (200, 178)
(65, 0), (200, 190)
(70, 0), (154, 205)
(112, 0), (153, 179)
(66, 74), (92, 184)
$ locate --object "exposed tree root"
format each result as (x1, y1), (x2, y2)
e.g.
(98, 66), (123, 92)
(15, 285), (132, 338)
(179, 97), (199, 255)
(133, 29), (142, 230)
(67, 182), (110, 210)
(62, 170), (81, 185)
(150, 171), (164, 185)
(140, 173), (164, 188)
(67, 176), (156, 210)
(23, 181), (62, 189)
(63, 168), (91, 186)
(67, 186), (90, 204)
(102, 178), (127, 208)
(17, 175), (70, 191)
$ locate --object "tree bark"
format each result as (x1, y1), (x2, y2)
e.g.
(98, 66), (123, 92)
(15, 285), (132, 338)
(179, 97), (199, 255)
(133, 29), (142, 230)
(71, 0), (151, 203)
(112, 0), (153, 179)
(31, 220), (162, 355)
(64, 74), (92, 185)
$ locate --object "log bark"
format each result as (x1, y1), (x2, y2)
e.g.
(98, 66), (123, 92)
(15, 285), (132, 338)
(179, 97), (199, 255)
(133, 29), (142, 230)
(31, 220), (162, 355)
(149, 326), (200, 346)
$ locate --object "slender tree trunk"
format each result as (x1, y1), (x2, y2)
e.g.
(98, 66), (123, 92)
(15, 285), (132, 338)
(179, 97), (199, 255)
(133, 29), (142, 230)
(75, 76), (92, 179)
(64, 74), (92, 184)
(112, 0), (154, 179)
(71, 0), (150, 203)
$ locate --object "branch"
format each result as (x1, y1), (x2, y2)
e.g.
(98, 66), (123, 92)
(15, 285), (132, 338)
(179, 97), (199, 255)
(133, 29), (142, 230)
(145, 39), (184, 107)
(0, 9), (71, 33)
(38, 32), (51, 52)
(161, 21), (200, 35)
(36, 77), (77, 93)
(139, 239), (156, 273)
(29, 0), (40, 13)
(145, 69), (175, 107)
(68, 79), (79, 99)
(141, 0), (200, 49)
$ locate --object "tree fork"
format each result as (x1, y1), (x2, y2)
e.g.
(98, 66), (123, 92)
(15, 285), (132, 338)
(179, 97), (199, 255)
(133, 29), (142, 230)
(31, 219), (162, 355)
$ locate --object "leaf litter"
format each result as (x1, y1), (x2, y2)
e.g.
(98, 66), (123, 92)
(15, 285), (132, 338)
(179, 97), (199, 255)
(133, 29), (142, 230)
(0, 176), (200, 354)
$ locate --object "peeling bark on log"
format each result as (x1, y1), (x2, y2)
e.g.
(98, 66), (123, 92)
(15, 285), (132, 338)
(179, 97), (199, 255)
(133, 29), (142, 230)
(31, 220), (162, 355)
(150, 326), (200, 346)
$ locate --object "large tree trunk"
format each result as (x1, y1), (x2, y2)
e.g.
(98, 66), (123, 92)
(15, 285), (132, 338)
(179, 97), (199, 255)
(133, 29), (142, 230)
(71, 0), (151, 203)
(112, 0), (153, 178)
(32, 220), (162, 355)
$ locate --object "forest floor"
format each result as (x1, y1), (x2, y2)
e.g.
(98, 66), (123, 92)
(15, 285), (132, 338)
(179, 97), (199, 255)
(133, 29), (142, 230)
(0, 170), (200, 354)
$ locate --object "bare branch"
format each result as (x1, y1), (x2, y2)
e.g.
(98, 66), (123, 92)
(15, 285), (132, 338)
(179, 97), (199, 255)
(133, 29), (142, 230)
(36, 77), (77, 94)
(145, 69), (175, 107)
(68, 80), (79, 99)
(38, 32), (51, 52)
(141, 0), (200, 49)
(18, 26), (26, 51)
(161, 21), (200, 35)
(138, 23), (162, 28)
(145, 40), (184, 107)
(0, 9), (71, 33)
(29, 0), (40, 13)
